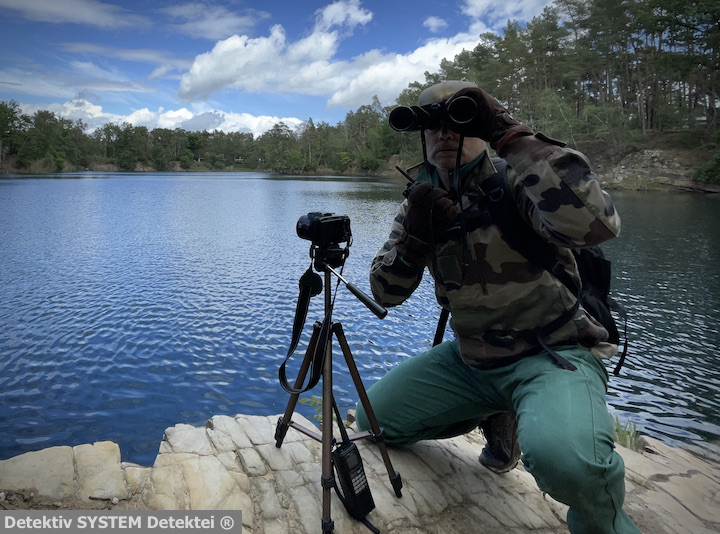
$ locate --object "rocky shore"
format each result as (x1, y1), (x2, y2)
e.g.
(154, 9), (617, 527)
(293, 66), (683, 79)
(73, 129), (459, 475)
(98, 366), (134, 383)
(593, 147), (720, 195)
(1, 413), (719, 533)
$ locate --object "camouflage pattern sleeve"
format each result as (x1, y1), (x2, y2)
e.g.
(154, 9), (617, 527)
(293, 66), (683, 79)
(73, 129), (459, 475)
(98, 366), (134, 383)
(369, 199), (425, 307)
(503, 136), (621, 248)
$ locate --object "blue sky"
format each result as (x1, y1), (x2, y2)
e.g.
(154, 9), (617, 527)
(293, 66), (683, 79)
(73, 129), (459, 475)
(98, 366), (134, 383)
(0, 0), (550, 136)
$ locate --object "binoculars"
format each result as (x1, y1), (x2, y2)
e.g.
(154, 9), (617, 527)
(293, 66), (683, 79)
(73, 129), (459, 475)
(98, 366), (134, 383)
(388, 96), (477, 132)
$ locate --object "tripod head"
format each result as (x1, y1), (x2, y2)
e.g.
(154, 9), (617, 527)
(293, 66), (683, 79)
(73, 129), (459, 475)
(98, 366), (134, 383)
(310, 243), (349, 272)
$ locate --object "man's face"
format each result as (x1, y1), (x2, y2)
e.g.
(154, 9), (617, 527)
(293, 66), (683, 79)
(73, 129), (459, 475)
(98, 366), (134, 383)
(424, 122), (486, 170)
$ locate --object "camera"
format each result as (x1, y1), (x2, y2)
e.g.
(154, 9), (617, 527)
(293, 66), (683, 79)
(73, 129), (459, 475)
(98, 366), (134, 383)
(297, 212), (352, 249)
(388, 96), (477, 132)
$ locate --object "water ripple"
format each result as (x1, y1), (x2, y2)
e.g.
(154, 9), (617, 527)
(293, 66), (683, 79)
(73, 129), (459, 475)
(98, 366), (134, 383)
(1, 179), (719, 464)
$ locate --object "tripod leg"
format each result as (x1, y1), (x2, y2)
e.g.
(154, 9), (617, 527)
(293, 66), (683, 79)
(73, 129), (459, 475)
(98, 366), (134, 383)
(275, 323), (321, 448)
(321, 328), (335, 532)
(333, 323), (403, 498)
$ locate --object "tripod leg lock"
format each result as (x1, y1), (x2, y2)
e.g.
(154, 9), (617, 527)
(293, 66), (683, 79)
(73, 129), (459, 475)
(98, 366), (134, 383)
(371, 428), (387, 444)
(391, 471), (403, 498)
(274, 417), (289, 448)
(322, 518), (335, 534)
(321, 474), (336, 490)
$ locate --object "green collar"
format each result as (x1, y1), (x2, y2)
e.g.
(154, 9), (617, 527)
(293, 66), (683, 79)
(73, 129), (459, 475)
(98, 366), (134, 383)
(416, 152), (489, 190)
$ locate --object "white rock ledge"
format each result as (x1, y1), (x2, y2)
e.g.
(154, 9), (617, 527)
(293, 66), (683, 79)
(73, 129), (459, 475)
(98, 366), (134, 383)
(1, 413), (719, 534)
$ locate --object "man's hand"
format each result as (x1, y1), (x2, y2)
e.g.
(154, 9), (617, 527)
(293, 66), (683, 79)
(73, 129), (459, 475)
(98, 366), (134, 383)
(395, 183), (461, 265)
(430, 188), (461, 242)
(447, 87), (533, 156)
(395, 183), (433, 264)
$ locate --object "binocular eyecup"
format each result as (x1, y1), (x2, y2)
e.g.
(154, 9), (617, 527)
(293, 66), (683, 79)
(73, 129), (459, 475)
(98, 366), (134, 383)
(388, 96), (477, 132)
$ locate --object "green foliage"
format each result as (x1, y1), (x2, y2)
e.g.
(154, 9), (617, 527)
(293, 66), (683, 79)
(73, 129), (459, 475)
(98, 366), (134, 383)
(299, 395), (324, 422)
(298, 395), (351, 427)
(693, 128), (720, 183)
(117, 150), (135, 172)
(50, 147), (65, 172)
(152, 145), (171, 171)
(179, 149), (194, 170)
(693, 153), (720, 184)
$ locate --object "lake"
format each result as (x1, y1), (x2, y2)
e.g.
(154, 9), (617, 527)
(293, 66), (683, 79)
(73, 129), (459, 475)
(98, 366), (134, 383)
(1, 171), (719, 466)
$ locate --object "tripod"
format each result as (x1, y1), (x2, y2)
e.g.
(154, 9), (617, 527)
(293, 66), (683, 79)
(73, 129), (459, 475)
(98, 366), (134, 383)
(275, 249), (403, 533)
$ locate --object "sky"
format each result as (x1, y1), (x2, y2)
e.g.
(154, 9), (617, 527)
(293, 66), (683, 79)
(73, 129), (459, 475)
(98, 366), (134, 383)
(0, 0), (551, 137)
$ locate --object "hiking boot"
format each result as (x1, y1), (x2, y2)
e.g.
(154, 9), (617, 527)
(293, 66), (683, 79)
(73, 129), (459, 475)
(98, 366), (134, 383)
(479, 411), (520, 474)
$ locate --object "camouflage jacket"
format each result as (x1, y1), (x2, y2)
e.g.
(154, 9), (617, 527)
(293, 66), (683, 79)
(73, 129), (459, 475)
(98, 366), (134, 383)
(369, 137), (621, 368)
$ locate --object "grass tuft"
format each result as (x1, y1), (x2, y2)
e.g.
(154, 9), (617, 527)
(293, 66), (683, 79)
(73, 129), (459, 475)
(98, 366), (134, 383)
(613, 415), (643, 452)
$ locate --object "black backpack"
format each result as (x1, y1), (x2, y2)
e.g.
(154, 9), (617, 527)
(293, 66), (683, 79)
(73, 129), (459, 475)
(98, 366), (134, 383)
(480, 158), (628, 375)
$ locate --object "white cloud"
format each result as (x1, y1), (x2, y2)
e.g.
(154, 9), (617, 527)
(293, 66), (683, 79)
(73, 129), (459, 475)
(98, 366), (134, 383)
(22, 98), (125, 131)
(68, 60), (126, 82)
(0, 0), (150, 28)
(157, 108), (196, 129)
(178, 26), (287, 100)
(2, 53), (160, 104)
(30, 98), (304, 138)
(62, 98), (119, 123)
(179, 112), (225, 132)
(423, 16), (448, 33)
(0, 68), (76, 99)
(218, 112), (304, 136)
(124, 107), (163, 128)
(461, 0), (551, 29)
(158, 3), (270, 41)
(124, 106), (303, 137)
(64, 62), (158, 95)
(3, 62), (157, 117)
(60, 42), (190, 70)
(325, 35), (479, 109)
(286, 31), (341, 66)
(178, 2), (479, 111)
(176, 0), (378, 103)
(59, 42), (191, 81)
(313, 0), (372, 33)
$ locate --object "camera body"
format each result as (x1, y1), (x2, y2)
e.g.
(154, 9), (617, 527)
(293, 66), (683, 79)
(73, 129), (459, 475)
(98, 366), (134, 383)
(297, 212), (352, 249)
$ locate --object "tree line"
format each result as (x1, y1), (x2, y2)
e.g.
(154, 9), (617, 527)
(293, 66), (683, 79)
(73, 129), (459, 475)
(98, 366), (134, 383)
(0, 98), (407, 176)
(1, 0), (718, 182)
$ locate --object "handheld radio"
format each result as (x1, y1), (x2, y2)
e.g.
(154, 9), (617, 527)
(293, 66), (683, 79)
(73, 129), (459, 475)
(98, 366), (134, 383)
(332, 439), (375, 520)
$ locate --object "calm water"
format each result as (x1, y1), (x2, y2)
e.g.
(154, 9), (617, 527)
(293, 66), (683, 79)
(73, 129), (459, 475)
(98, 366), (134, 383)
(1, 172), (719, 465)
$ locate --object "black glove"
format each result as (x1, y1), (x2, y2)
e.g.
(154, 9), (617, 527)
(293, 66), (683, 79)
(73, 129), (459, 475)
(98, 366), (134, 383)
(395, 183), (461, 265)
(430, 188), (461, 242)
(446, 87), (533, 156)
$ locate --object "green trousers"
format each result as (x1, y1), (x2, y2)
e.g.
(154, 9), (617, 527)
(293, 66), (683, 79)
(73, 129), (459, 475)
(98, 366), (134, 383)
(355, 340), (641, 534)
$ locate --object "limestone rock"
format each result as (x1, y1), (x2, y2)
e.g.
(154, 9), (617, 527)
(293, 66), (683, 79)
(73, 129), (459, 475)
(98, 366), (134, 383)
(0, 445), (75, 500)
(74, 441), (127, 501)
(1, 413), (719, 534)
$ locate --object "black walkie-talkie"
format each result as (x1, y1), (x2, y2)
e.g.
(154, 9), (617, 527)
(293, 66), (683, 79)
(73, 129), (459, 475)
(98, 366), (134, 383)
(332, 439), (375, 520)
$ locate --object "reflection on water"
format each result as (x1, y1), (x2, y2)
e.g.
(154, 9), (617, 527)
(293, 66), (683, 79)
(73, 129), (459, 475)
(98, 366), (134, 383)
(0, 175), (718, 464)
(602, 190), (720, 459)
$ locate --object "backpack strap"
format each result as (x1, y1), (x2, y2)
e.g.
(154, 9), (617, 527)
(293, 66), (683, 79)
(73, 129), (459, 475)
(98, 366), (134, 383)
(480, 159), (579, 371)
(611, 298), (629, 376)
(433, 307), (450, 346)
